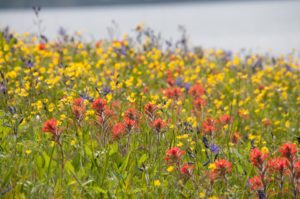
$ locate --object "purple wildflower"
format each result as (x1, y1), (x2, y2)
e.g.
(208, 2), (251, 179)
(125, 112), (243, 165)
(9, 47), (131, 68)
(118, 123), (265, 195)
(101, 86), (111, 96)
(209, 144), (220, 154)
(175, 77), (184, 87)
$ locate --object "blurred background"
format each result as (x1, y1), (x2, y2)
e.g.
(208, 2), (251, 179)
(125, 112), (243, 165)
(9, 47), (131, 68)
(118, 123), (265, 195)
(0, 0), (300, 54)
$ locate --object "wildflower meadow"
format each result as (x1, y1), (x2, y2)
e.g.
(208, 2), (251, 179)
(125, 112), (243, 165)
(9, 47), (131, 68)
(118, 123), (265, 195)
(0, 23), (300, 198)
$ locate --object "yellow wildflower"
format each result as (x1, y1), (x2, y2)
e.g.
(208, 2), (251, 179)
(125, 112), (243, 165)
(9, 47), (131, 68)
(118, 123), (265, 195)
(167, 166), (174, 172)
(154, 180), (161, 187)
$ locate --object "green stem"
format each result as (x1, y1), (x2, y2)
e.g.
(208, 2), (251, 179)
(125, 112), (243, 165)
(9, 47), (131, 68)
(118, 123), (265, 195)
(47, 144), (55, 176)
(59, 143), (65, 179)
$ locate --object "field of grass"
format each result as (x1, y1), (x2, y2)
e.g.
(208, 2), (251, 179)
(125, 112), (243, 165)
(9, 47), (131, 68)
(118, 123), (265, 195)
(0, 25), (300, 198)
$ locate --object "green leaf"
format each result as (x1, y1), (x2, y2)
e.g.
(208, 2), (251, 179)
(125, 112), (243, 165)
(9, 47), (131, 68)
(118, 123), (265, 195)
(93, 186), (107, 194)
(236, 164), (244, 174)
(82, 179), (94, 187)
(109, 142), (118, 156)
(138, 154), (147, 166)
(65, 161), (75, 174)
(43, 152), (50, 169)
(84, 145), (92, 158)
(120, 152), (131, 172)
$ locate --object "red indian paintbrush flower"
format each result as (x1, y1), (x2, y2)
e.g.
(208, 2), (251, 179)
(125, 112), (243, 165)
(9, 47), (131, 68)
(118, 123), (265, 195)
(112, 122), (126, 140)
(268, 157), (287, 174)
(262, 118), (272, 127)
(208, 171), (217, 183)
(189, 83), (205, 99)
(73, 98), (85, 107)
(193, 97), (206, 110)
(42, 119), (58, 135)
(166, 70), (175, 86)
(172, 87), (182, 100)
(92, 98), (107, 115)
(250, 148), (268, 167)
(294, 160), (300, 179)
(214, 159), (232, 176)
(249, 176), (263, 191)
(97, 107), (114, 126)
(165, 147), (185, 164)
(180, 163), (195, 176)
(38, 43), (46, 50)
(42, 119), (61, 142)
(151, 118), (166, 132)
(231, 132), (241, 144)
(73, 106), (85, 120)
(72, 98), (86, 120)
(144, 102), (157, 118)
(124, 108), (138, 121)
(219, 114), (232, 125)
(166, 77), (175, 87)
(203, 118), (216, 134)
(164, 87), (182, 100)
(124, 117), (136, 131)
(278, 143), (297, 160)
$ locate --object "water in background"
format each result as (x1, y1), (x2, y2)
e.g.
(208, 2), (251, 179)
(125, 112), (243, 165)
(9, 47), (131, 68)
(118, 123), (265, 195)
(0, 0), (300, 54)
